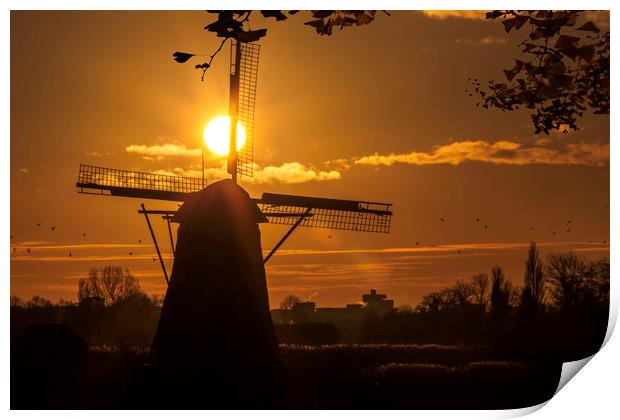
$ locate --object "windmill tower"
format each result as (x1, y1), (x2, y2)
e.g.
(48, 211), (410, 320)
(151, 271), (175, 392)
(75, 40), (393, 394)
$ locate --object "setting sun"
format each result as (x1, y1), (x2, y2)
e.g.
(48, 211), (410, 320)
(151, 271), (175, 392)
(203, 116), (246, 156)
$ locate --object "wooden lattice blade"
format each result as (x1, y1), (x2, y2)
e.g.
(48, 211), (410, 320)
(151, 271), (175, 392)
(257, 192), (393, 233)
(76, 164), (201, 201)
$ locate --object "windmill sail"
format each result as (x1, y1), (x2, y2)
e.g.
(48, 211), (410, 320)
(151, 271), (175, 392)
(229, 40), (260, 179)
(259, 192), (393, 233)
(76, 164), (201, 201)
(76, 164), (393, 233)
(76, 164), (393, 234)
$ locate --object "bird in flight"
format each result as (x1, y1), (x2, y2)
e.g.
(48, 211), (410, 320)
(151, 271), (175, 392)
(475, 218), (480, 223)
(484, 225), (488, 229)
(129, 251), (133, 256)
(35, 223), (41, 227)
(51, 226), (56, 231)
(439, 217), (446, 222)
(69, 252), (72, 257)
(26, 248), (31, 253)
(138, 239), (142, 244)
(82, 233), (86, 237)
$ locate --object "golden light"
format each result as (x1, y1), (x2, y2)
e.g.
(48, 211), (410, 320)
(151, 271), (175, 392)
(203, 116), (246, 156)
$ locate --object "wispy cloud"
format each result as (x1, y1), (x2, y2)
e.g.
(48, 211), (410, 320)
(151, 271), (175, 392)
(126, 143), (202, 158)
(454, 36), (507, 45)
(85, 151), (112, 157)
(254, 162), (341, 184)
(154, 161), (341, 185)
(422, 10), (486, 20)
(17, 243), (150, 251)
(355, 140), (609, 167)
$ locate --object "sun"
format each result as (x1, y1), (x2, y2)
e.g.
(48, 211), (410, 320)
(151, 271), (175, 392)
(203, 116), (246, 156)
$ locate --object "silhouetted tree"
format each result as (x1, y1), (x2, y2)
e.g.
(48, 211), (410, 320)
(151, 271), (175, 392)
(521, 241), (545, 314)
(471, 10), (609, 134)
(545, 252), (586, 313)
(416, 291), (444, 314)
(78, 266), (141, 306)
(11, 295), (24, 308)
(451, 280), (476, 307)
(546, 253), (609, 313)
(490, 265), (510, 316)
(471, 273), (489, 307)
(280, 294), (301, 310)
(26, 296), (53, 309)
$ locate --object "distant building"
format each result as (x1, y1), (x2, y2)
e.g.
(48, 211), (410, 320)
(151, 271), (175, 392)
(271, 289), (396, 343)
(362, 289), (395, 316)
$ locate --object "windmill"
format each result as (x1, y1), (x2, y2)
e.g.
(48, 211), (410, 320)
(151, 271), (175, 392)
(75, 40), (394, 387)
(75, 39), (394, 284)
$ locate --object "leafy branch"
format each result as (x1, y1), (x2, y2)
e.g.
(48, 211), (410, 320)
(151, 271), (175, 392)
(172, 11), (385, 81)
(468, 10), (609, 134)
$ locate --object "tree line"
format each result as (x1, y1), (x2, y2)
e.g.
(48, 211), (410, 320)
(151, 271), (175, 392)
(363, 242), (609, 361)
(11, 267), (162, 348)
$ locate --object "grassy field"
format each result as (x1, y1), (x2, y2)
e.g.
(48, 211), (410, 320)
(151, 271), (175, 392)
(11, 343), (562, 409)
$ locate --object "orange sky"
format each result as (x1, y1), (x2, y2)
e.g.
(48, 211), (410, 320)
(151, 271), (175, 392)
(10, 11), (610, 307)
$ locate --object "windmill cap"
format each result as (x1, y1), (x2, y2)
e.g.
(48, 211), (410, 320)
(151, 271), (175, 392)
(172, 179), (267, 226)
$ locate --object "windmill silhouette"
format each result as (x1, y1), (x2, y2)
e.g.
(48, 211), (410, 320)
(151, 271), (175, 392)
(75, 40), (393, 398)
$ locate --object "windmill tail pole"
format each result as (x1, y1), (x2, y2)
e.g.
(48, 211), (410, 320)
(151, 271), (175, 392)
(263, 208), (312, 264)
(140, 203), (170, 286)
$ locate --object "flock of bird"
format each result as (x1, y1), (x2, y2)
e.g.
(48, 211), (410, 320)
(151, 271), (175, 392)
(10, 206), (610, 259)
(10, 222), (145, 258)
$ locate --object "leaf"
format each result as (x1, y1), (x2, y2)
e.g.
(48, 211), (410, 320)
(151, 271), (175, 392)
(235, 29), (268, 42)
(195, 63), (210, 70)
(536, 85), (561, 100)
(485, 11), (504, 20)
(304, 18), (326, 34)
(173, 52), (194, 63)
(502, 15), (529, 33)
(577, 21), (600, 32)
(261, 11), (288, 21)
(311, 11), (334, 19)
(529, 27), (546, 40)
(356, 13), (374, 25)
(503, 68), (518, 81)
(555, 34), (580, 49)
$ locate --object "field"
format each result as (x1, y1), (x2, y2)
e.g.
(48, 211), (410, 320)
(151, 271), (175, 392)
(11, 343), (561, 409)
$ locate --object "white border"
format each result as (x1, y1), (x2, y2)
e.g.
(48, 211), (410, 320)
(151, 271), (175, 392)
(3, 1), (617, 418)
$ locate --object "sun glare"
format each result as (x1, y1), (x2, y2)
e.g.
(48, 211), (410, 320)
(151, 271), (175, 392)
(203, 116), (246, 156)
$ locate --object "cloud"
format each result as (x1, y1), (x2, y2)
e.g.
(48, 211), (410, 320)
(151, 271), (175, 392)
(254, 162), (341, 184)
(126, 143), (201, 158)
(355, 140), (609, 167)
(454, 36), (507, 45)
(422, 10), (486, 20)
(19, 168), (29, 174)
(19, 243), (150, 251)
(324, 158), (352, 170)
(85, 151), (112, 157)
(154, 161), (341, 185)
